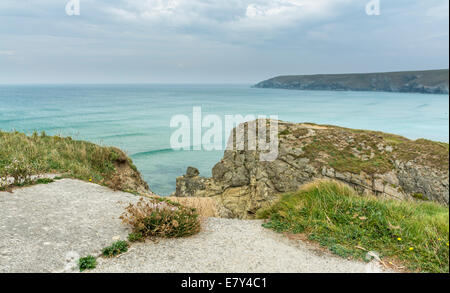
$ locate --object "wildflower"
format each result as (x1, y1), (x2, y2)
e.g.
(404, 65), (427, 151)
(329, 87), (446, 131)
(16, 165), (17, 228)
(89, 178), (92, 182)
(397, 238), (402, 241)
(409, 247), (414, 251)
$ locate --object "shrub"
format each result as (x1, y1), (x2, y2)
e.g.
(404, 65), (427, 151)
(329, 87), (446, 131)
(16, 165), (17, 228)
(102, 240), (129, 257)
(257, 180), (449, 273)
(78, 255), (97, 272)
(121, 198), (201, 239)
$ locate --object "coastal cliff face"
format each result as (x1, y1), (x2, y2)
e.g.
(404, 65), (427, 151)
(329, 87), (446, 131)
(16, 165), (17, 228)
(175, 121), (449, 219)
(254, 69), (449, 94)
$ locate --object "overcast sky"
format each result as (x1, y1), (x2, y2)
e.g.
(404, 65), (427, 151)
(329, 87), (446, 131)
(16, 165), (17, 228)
(0, 0), (448, 84)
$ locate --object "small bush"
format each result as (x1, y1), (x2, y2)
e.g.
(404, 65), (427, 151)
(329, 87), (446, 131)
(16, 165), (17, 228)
(102, 240), (129, 257)
(78, 255), (97, 272)
(121, 198), (201, 239)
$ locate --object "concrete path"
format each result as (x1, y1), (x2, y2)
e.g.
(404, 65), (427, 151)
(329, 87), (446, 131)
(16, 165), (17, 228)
(0, 179), (388, 273)
(92, 218), (386, 273)
(0, 179), (137, 273)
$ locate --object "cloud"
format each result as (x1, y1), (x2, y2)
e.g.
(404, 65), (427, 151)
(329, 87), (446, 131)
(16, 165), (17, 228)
(235, 0), (355, 30)
(425, 1), (449, 19)
(0, 0), (447, 83)
(102, 0), (356, 33)
(0, 50), (14, 56)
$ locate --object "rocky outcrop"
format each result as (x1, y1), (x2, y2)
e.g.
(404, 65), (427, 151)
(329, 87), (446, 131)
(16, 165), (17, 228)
(254, 69), (449, 94)
(175, 120), (449, 219)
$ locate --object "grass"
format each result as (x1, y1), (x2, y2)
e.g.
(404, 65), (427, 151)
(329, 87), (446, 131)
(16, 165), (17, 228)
(102, 240), (129, 257)
(279, 129), (290, 136)
(35, 178), (55, 184)
(128, 232), (144, 243)
(0, 130), (141, 191)
(300, 126), (449, 175)
(302, 133), (395, 175)
(0, 177), (58, 191)
(257, 180), (449, 273)
(78, 255), (97, 272)
(166, 196), (219, 218)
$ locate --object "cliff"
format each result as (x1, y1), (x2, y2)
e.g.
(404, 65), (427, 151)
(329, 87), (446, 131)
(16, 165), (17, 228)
(0, 131), (150, 194)
(254, 69), (449, 94)
(175, 120), (449, 219)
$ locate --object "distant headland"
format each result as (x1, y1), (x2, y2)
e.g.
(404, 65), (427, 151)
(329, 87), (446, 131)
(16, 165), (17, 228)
(254, 69), (449, 94)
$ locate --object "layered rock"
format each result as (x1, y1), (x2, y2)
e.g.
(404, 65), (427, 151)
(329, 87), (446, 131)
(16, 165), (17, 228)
(175, 120), (449, 219)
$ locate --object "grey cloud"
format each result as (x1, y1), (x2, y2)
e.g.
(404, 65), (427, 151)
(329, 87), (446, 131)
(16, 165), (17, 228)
(0, 0), (448, 83)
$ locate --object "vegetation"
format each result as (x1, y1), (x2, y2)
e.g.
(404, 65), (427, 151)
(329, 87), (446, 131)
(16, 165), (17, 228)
(78, 255), (97, 272)
(300, 126), (449, 175)
(0, 177), (58, 191)
(121, 197), (201, 239)
(102, 240), (129, 257)
(279, 129), (290, 136)
(0, 130), (141, 191)
(128, 232), (144, 243)
(35, 178), (55, 184)
(257, 180), (449, 273)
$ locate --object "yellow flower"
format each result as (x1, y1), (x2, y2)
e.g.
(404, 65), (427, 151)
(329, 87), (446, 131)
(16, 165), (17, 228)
(409, 247), (414, 251)
(397, 238), (402, 241)
(447, 243), (449, 247)
(89, 178), (92, 182)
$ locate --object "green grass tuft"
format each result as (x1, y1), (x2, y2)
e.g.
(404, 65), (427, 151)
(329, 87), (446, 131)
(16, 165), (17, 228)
(78, 255), (97, 272)
(35, 178), (55, 185)
(257, 180), (449, 273)
(128, 232), (144, 242)
(102, 240), (129, 258)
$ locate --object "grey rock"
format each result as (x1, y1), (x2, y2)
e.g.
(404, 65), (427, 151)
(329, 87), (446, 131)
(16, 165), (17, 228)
(186, 166), (200, 178)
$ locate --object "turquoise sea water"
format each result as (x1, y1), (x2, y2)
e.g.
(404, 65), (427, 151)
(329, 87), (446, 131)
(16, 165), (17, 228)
(0, 84), (448, 195)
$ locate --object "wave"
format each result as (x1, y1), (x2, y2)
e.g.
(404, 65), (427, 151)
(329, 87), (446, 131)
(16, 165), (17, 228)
(98, 133), (145, 140)
(131, 148), (176, 158)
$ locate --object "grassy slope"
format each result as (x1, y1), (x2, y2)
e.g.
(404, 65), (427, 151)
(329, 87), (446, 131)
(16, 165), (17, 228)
(297, 125), (449, 175)
(0, 130), (140, 191)
(257, 180), (449, 273)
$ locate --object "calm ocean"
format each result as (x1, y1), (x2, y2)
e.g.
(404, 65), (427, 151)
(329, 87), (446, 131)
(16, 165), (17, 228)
(0, 84), (448, 195)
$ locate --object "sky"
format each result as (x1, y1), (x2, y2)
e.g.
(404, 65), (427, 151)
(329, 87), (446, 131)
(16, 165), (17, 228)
(0, 0), (448, 84)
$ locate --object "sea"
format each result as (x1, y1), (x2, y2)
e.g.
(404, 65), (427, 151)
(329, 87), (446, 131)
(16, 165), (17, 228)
(0, 84), (448, 195)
